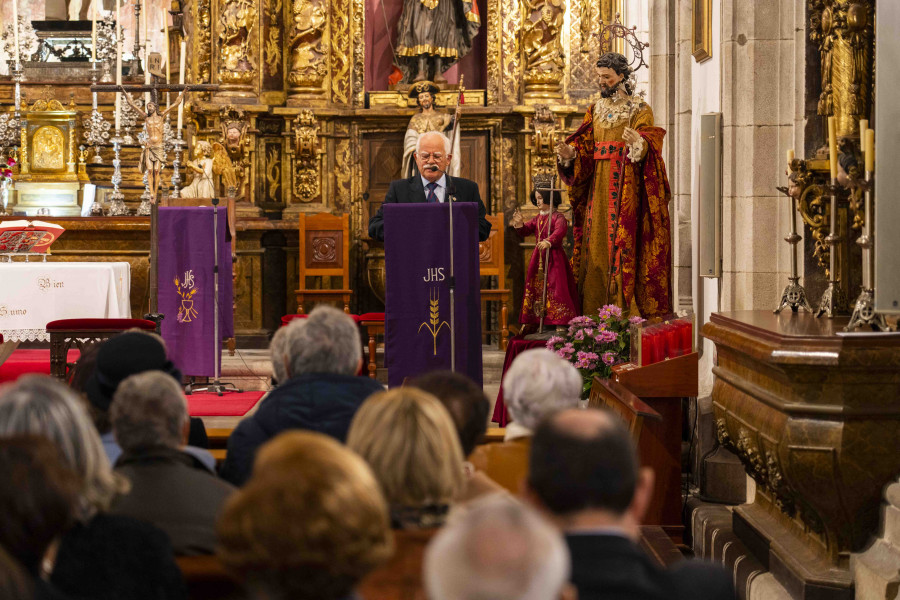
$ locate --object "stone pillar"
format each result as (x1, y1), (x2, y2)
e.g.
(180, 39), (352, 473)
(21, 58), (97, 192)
(852, 480), (900, 600)
(718, 0), (796, 311)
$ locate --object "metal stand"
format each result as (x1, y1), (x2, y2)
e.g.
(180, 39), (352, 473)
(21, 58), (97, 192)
(187, 198), (241, 396)
(108, 136), (128, 215)
(127, 0), (144, 77)
(170, 134), (184, 198)
(447, 175), (457, 373)
(774, 181), (813, 314)
(101, 58), (113, 83)
(86, 62), (108, 165)
(846, 171), (890, 331)
(816, 179), (848, 318)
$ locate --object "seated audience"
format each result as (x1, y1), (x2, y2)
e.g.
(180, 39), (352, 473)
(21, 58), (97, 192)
(424, 494), (572, 600)
(80, 332), (213, 469)
(217, 431), (392, 600)
(469, 349), (581, 493)
(410, 370), (505, 503)
(0, 436), (80, 600)
(109, 371), (236, 555)
(221, 306), (383, 486)
(348, 387), (465, 600)
(0, 375), (187, 600)
(268, 324), (290, 387)
(526, 408), (734, 600)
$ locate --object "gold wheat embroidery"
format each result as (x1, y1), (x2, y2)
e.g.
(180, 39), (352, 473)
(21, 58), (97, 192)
(418, 288), (450, 355)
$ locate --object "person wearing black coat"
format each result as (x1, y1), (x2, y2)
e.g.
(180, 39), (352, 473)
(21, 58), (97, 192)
(220, 306), (384, 487)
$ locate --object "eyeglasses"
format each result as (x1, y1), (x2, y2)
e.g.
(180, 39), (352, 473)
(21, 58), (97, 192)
(417, 152), (444, 161)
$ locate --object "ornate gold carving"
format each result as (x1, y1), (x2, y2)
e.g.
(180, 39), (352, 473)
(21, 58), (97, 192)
(330, 0), (351, 104)
(500, 0), (520, 103)
(33, 126), (65, 170)
(351, 0), (365, 105)
(195, 0), (212, 85)
(218, 0), (257, 85)
(287, 0), (328, 90)
(220, 106), (252, 197)
(808, 0), (873, 137)
(292, 110), (321, 201)
(568, 0), (620, 103)
(529, 105), (558, 180)
(522, 0), (565, 96)
(333, 138), (351, 212)
(265, 144), (282, 203)
(264, 0), (283, 77)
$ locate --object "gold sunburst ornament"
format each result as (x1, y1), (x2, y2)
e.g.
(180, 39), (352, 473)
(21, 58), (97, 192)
(418, 287), (450, 355)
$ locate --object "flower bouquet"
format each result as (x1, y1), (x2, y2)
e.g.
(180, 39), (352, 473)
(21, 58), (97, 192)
(546, 304), (645, 398)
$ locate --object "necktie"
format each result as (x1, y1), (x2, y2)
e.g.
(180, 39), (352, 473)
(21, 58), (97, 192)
(425, 182), (439, 203)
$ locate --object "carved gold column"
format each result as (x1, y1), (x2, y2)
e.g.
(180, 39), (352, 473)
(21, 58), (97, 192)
(521, 0), (566, 100)
(285, 0), (329, 104)
(285, 110), (323, 209)
(215, 0), (260, 98)
(809, 0), (874, 138)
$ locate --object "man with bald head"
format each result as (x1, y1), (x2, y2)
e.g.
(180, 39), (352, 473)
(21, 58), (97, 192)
(368, 131), (491, 242)
(527, 408), (733, 600)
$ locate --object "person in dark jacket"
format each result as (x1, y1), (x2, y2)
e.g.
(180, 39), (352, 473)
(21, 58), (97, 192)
(109, 371), (236, 555)
(220, 306), (384, 486)
(526, 408), (734, 600)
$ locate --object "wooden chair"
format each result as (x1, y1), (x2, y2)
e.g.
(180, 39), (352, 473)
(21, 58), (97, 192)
(176, 555), (242, 600)
(359, 312), (385, 379)
(46, 318), (158, 380)
(479, 214), (510, 350)
(296, 213), (352, 314)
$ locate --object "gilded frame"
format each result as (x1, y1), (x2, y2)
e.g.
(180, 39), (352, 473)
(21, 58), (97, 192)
(691, 0), (712, 63)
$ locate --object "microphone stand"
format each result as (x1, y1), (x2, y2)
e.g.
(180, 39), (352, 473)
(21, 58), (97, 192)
(444, 76), (465, 373)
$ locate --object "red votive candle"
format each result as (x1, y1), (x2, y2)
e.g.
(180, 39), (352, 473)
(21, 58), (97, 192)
(679, 319), (693, 354)
(664, 324), (681, 358)
(641, 330), (652, 366)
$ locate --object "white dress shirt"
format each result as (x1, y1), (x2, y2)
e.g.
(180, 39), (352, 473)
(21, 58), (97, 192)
(420, 174), (448, 203)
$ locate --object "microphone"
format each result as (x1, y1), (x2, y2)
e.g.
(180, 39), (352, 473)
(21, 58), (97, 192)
(422, 165), (456, 201)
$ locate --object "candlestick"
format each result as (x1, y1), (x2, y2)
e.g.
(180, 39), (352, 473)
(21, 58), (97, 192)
(786, 149), (794, 167)
(109, 136), (128, 216)
(170, 134), (184, 198)
(128, 0), (144, 76)
(815, 177), (847, 318)
(177, 41), (185, 132)
(774, 177), (813, 314)
(91, 1), (97, 62)
(865, 129), (874, 173)
(828, 116), (838, 180)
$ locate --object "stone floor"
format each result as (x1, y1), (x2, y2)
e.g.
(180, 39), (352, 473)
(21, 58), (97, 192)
(201, 345), (507, 430)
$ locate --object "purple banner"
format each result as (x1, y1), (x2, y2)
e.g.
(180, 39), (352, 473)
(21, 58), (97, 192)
(158, 207), (234, 376)
(384, 203), (483, 387)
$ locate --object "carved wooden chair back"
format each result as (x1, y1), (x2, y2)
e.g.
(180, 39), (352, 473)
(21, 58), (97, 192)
(296, 212), (352, 314)
(479, 214), (509, 349)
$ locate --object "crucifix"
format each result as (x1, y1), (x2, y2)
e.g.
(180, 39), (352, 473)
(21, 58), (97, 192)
(91, 79), (218, 318)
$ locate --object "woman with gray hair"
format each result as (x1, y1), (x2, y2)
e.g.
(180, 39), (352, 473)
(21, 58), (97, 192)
(0, 375), (186, 600)
(469, 349), (581, 493)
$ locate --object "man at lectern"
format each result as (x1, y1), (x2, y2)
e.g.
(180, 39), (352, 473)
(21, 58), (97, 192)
(368, 131), (492, 242)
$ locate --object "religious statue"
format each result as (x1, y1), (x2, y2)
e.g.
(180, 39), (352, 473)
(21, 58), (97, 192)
(181, 141), (216, 198)
(219, 106), (251, 197)
(393, 0), (481, 84)
(522, 0), (565, 76)
(402, 82), (460, 178)
(287, 0), (327, 87)
(218, 0), (257, 84)
(510, 186), (580, 329)
(122, 90), (186, 204)
(556, 51), (672, 318)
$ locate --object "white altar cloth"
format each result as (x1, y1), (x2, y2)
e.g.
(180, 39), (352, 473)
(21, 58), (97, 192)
(0, 262), (132, 342)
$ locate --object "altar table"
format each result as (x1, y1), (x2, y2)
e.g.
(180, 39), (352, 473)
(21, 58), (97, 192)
(0, 262), (132, 342)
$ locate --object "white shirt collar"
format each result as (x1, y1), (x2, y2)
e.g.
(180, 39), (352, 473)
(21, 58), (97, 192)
(420, 173), (446, 189)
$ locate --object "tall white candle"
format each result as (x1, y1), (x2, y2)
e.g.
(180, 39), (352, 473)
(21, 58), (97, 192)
(177, 40), (185, 132)
(144, 67), (150, 105)
(91, 1), (97, 63)
(115, 8), (122, 132)
(12, 0), (20, 64)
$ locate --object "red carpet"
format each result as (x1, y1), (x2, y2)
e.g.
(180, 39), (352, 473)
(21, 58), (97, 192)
(185, 391), (264, 417)
(0, 349), (263, 417)
(0, 349), (80, 383)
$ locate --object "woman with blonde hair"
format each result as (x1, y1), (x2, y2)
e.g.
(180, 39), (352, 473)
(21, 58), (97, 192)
(347, 387), (465, 599)
(0, 375), (186, 600)
(217, 431), (393, 600)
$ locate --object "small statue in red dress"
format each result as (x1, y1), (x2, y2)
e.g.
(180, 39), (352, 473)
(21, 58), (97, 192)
(511, 187), (581, 331)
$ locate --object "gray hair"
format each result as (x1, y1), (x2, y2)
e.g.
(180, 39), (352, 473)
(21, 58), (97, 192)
(111, 371), (188, 453)
(269, 325), (290, 384)
(285, 306), (361, 377)
(416, 131), (452, 155)
(502, 349), (582, 430)
(424, 494), (570, 600)
(0, 375), (128, 518)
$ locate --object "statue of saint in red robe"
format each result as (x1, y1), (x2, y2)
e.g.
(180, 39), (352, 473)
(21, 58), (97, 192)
(557, 52), (673, 318)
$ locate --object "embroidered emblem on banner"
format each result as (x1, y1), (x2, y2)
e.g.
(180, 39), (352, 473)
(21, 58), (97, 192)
(174, 270), (199, 323)
(418, 287), (450, 355)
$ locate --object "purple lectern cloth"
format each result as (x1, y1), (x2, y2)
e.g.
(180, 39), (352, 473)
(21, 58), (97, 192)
(158, 207), (234, 376)
(384, 202), (483, 387)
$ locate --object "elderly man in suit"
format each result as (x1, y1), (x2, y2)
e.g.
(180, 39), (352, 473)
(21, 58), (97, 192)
(526, 408), (735, 600)
(368, 131), (491, 242)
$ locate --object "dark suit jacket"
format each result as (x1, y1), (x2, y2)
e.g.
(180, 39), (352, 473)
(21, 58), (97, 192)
(566, 533), (734, 600)
(368, 175), (492, 242)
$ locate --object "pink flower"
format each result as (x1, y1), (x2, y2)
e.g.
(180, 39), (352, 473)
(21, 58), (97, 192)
(575, 351), (599, 370)
(574, 329), (585, 341)
(629, 315), (646, 325)
(596, 329), (617, 344)
(602, 351), (617, 365)
(7, 158), (16, 166)
(546, 336), (564, 349)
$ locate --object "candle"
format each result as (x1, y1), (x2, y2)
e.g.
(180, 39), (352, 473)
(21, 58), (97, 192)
(177, 40), (185, 132)
(12, 0), (19, 64)
(164, 14), (170, 83)
(859, 119), (868, 141)
(144, 68), (151, 105)
(142, 1), (148, 62)
(786, 149), (794, 167)
(91, 0), (97, 63)
(865, 129), (875, 173)
(827, 116), (838, 180)
(115, 9), (122, 132)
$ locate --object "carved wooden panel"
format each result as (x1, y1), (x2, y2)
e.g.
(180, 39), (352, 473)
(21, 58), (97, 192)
(305, 231), (343, 269)
(363, 133), (404, 228)
(457, 133), (490, 211)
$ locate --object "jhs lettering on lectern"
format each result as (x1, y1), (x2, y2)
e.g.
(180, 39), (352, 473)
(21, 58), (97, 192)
(423, 268), (445, 282)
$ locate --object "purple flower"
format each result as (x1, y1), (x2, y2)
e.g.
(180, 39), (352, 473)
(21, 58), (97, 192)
(545, 336), (564, 349)
(603, 304), (623, 318)
(574, 329), (585, 341)
(584, 328), (594, 337)
(602, 351), (617, 365)
(575, 350), (599, 370)
(596, 329), (617, 344)
(629, 315), (646, 325)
